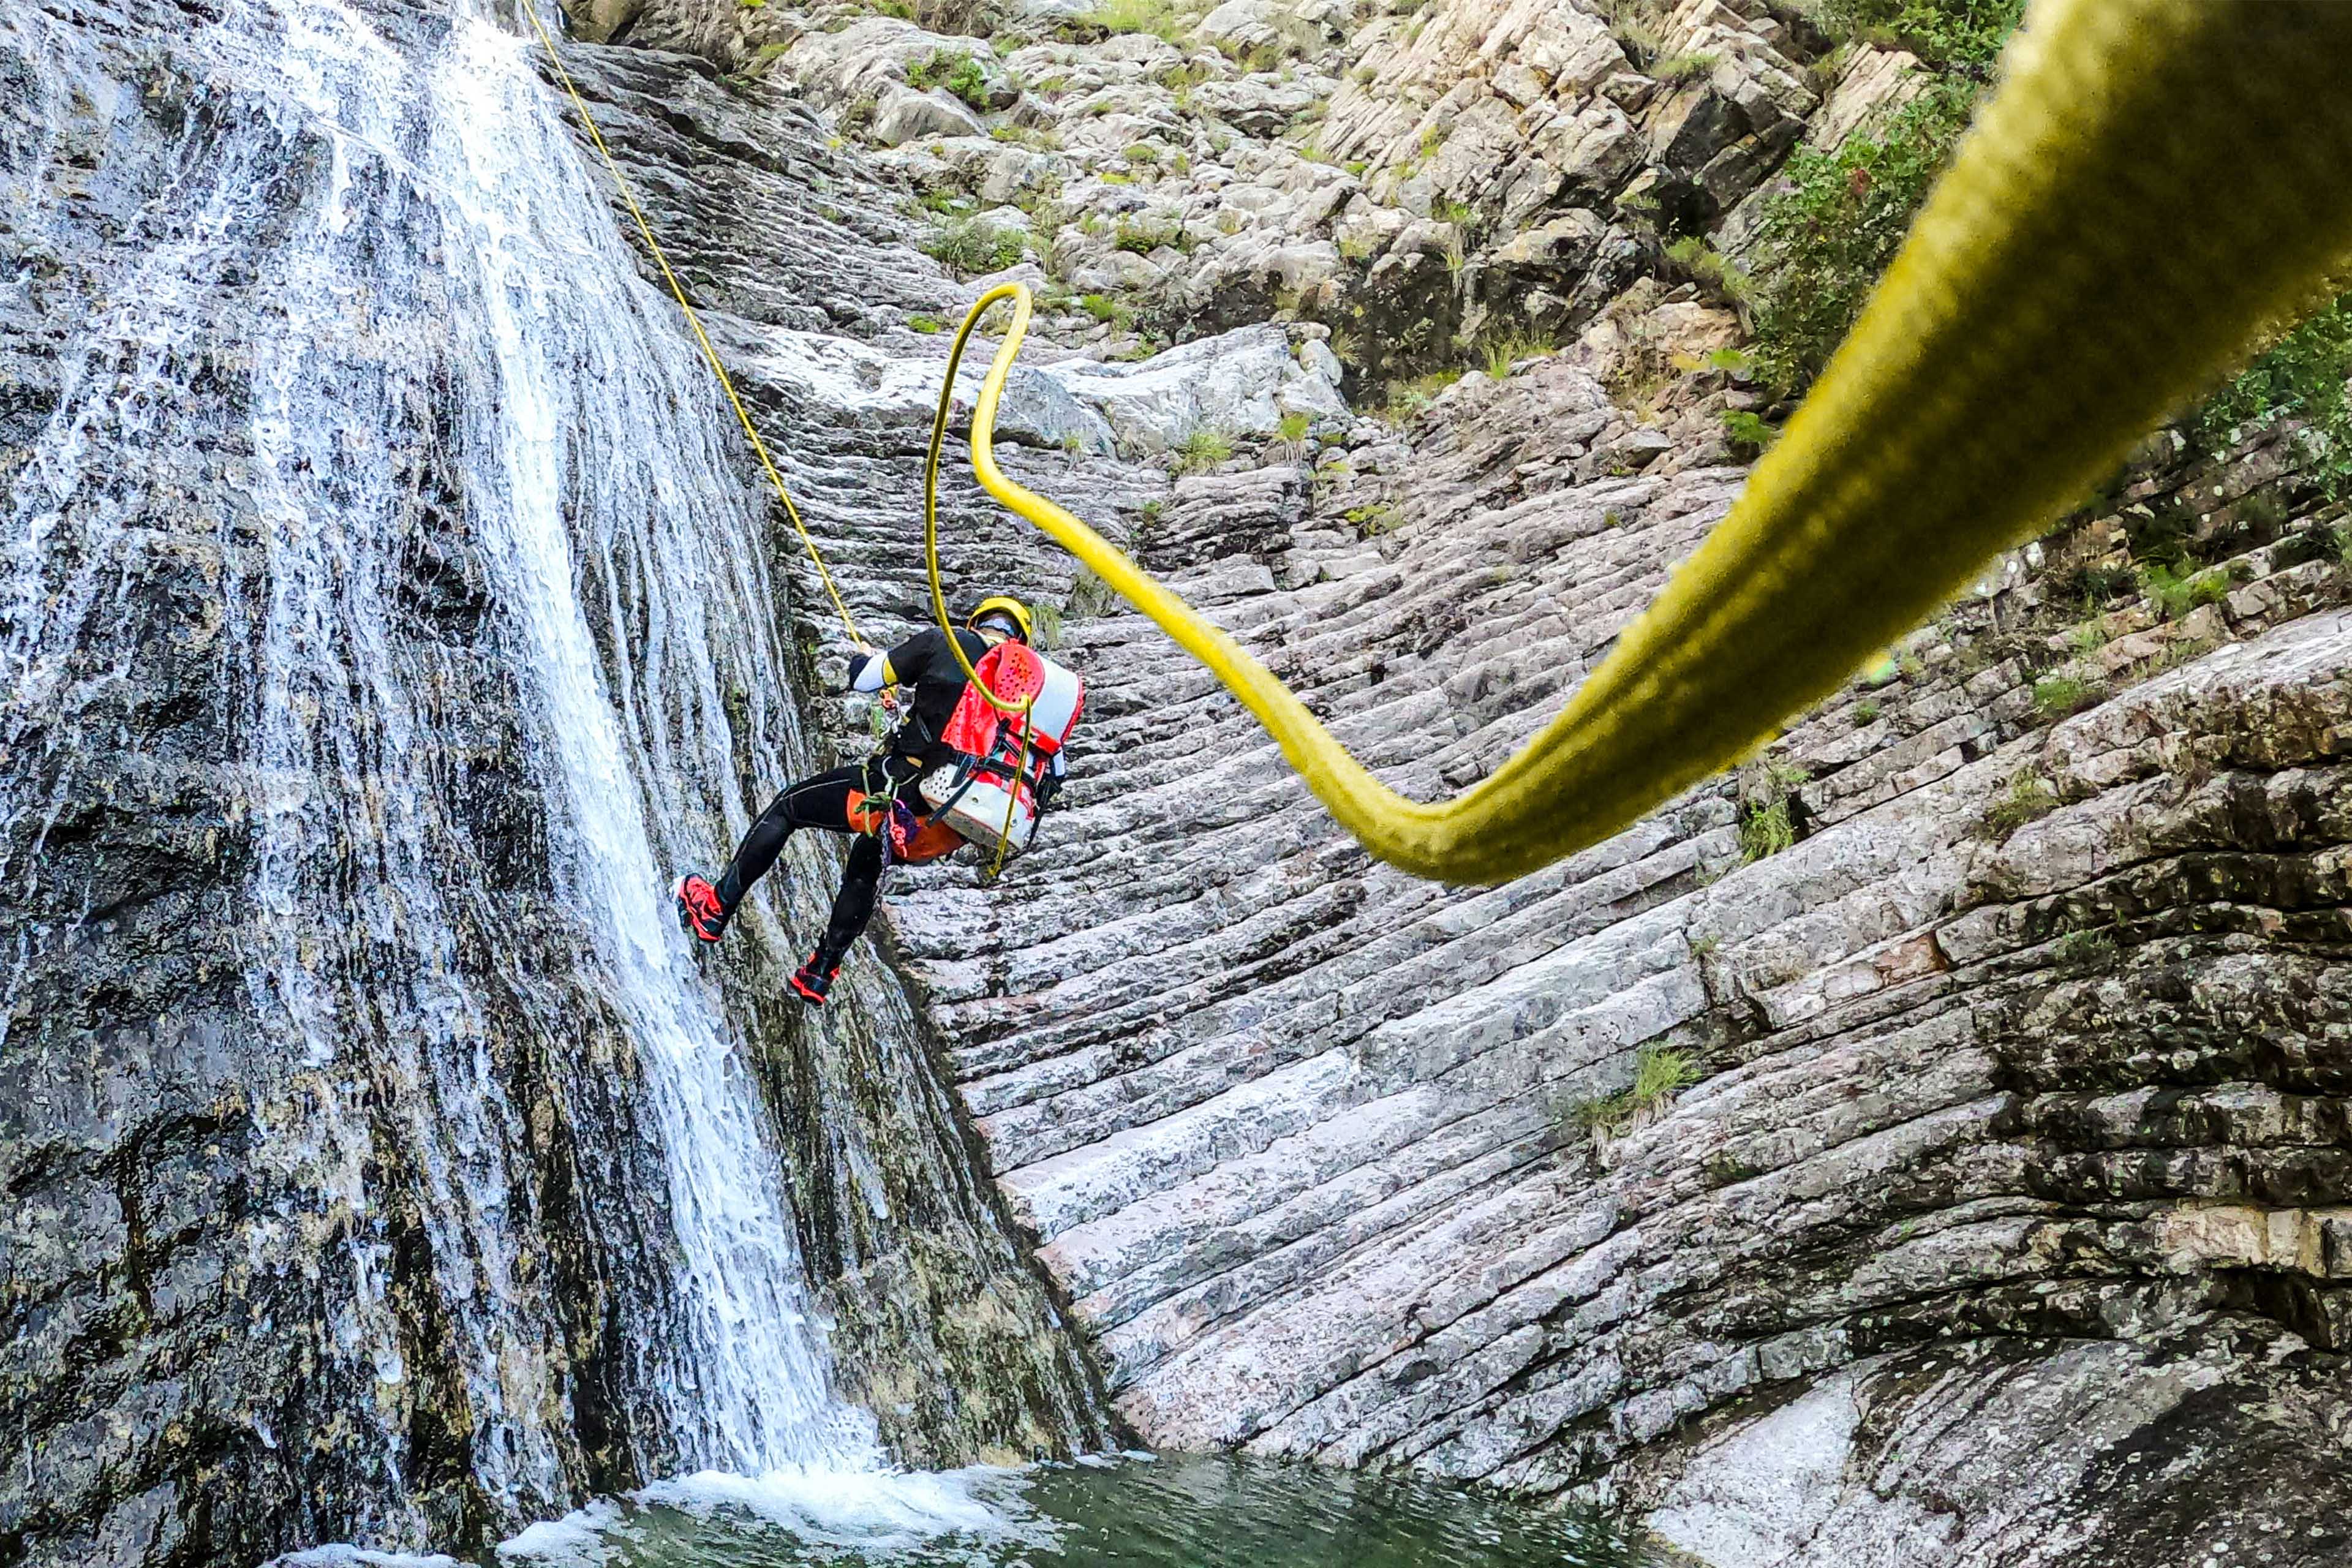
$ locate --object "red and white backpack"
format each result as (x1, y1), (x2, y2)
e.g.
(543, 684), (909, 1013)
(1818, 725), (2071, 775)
(914, 641), (1084, 858)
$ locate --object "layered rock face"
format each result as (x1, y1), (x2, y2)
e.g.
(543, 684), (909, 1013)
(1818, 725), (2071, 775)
(13, 0), (2352, 1559)
(882, 355), (2352, 1563)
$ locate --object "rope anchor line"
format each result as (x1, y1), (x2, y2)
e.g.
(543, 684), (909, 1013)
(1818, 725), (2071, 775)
(522, 3), (865, 647)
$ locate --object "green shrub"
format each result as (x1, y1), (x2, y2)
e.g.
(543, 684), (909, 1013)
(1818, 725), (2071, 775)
(2190, 292), (2352, 495)
(1815, 0), (2023, 67)
(1277, 410), (1312, 443)
(1745, 85), (1979, 396)
(1738, 796), (1795, 862)
(1174, 428), (1234, 473)
(924, 216), (1027, 276)
(1569, 1045), (1704, 1137)
(1738, 760), (1806, 862)
(1721, 409), (1774, 456)
(2060, 562), (2138, 605)
(2140, 562), (2230, 620)
(905, 49), (989, 108)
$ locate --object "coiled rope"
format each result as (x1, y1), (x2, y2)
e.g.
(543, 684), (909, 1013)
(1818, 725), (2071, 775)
(537, 0), (2352, 886)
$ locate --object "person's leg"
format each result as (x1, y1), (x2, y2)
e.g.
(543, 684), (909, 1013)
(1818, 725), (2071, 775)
(816, 833), (887, 965)
(714, 764), (866, 910)
(790, 834), (888, 1003)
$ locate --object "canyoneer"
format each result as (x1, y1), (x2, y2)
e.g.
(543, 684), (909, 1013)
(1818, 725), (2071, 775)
(673, 595), (1084, 1005)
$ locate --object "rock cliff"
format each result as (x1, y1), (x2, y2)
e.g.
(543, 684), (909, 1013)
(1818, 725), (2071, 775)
(10, 0), (2352, 1561)
(569, 0), (2352, 1559)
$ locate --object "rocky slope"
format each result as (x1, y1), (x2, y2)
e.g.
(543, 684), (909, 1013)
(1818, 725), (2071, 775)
(556, 0), (2352, 1559)
(0, 2), (1109, 1564)
(10, 0), (2352, 1560)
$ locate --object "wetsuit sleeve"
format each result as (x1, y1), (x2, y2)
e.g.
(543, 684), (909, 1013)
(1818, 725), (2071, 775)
(881, 628), (947, 687)
(848, 651), (890, 692)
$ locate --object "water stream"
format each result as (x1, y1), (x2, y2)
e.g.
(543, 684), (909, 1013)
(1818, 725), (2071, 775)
(6, 0), (874, 1531)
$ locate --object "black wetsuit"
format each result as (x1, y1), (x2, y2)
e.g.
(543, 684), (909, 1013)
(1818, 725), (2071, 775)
(712, 627), (995, 968)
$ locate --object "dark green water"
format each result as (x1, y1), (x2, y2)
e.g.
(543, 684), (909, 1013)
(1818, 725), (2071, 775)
(505, 1455), (1662, 1567)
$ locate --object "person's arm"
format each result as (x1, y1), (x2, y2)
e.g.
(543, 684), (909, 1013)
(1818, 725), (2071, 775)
(845, 630), (938, 693)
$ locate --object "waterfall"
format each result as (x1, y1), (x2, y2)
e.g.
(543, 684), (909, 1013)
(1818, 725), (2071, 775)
(2, 0), (880, 1534)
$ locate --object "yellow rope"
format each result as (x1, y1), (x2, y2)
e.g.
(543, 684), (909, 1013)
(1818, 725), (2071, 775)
(923, 298), (1036, 878)
(521, 4), (865, 646)
(937, 0), (2352, 885)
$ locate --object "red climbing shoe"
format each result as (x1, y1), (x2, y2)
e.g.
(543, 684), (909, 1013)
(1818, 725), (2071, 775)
(673, 874), (729, 944)
(788, 952), (839, 1006)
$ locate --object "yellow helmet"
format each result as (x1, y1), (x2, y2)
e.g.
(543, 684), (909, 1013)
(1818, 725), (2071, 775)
(967, 595), (1033, 644)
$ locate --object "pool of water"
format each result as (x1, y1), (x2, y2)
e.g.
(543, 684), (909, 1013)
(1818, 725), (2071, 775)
(494, 1455), (1664, 1568)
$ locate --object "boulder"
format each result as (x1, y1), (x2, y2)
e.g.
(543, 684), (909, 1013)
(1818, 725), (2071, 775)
(872, 86), (987, 146)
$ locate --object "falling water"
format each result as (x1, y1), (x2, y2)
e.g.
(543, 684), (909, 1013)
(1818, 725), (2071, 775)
(1, 0), (880, 1534)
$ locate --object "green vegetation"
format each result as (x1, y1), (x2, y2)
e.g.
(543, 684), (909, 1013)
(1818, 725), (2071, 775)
(1985, 771), (2060, 837)
(2190, 292), (2352, 494)
(1345, 501), (1403, 537)
(1853, 698), (1880, 726)
(908, 315), (946, 334)
(1277, 410), (1312, 444)
(2051, 926), (2117, 965)
(2031, 674), (2100, 718)
(905, 48), (991, 108)
(1744, 84), (1978, 395)
(1174, 428), (1234, 473)
(1664, 236), (1752, 311)
(924, 216), (1027, 275)
(1738, 760), (1807, 863)
(1568, 1046), (1704, 1138)
(1123, 143), (1161, 164)
(2141, 561), (2231, 620)
(1079, 293), (1134, 329)
(1651, 50), (1717, 84)
(1816, 0), (2026, 69)
(1076, 0), (1191, 43)
(1112, 213), (1186, 253)
(1480, 331), (1553, 380)
(1721, 409), (1774, 457)
(1376, 368), (1463, 423)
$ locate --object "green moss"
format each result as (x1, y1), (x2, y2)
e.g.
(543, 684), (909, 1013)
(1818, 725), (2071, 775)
(1984, 771), (2059, 837)
(908, 315), (946, 333)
